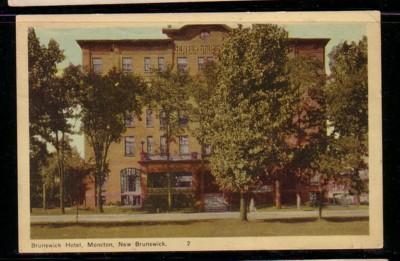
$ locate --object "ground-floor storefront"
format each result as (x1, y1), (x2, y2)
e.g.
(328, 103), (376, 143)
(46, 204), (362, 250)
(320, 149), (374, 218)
(83, 153), (360, 211)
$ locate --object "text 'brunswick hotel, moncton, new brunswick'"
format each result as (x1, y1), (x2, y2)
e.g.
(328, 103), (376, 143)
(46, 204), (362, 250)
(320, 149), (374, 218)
(77, 24), (363, 212)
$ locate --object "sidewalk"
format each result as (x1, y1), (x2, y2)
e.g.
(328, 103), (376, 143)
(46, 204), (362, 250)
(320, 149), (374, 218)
(31, 209), (368, 224)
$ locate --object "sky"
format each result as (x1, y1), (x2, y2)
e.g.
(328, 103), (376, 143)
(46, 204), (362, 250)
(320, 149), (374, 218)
(34, 23), (367, 157)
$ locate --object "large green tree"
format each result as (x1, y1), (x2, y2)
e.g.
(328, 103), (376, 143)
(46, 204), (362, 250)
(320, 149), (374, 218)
(201, 24), (293, 221)
(78, 68), (145, 212)
(28, 28), (78, 213)
(147, 66), (192, 209)
(285, 56), (327, 209)
(189, 62), (219, 211)
(316, 37), (368, 204)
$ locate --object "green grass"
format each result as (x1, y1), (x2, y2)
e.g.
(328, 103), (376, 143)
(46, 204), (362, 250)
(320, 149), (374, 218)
(31, 207), (148, 215)
(31, 218), (369, 239)
(32, 205), (369, 216)
(256, 204), (369, 212)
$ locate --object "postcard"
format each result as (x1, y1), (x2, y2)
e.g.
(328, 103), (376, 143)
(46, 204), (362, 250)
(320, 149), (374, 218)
(17, 11), (382, 253)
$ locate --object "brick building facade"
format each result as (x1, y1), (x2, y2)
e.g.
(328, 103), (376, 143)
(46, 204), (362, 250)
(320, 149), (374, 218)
(77, 24), (331, 210)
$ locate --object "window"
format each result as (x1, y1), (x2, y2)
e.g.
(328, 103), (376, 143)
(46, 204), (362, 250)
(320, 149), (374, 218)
(147, 173), (168, 188)
(125, 113), (134, 127)
(122, 57), (133, 72)
(159, 110), (167, 128)
(179, 111), (188, 126)
(177, 57), (188, 72)
(147, 136), (154, 155)
(173, 172), (192, 188)
(144, 57), (151, 72)
(200, 31), (210, 40)
(158, 57), (165, 71)
(146, 108), (153, 127)
(120, 168), (141, 206)
(92, 58), (102, 74)
(124, 136), (135, 156)
(204, 144), (212, 155)
(121, 169), (139, 193)
(160, 136), (167, 155)
(147, 172), (192, 188)
(198, 57), (205, 71)
(206, 56), (214, 63)
(179, 136), (189, 154)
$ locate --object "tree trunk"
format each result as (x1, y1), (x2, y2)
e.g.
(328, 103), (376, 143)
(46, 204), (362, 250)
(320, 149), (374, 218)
(94, 174), (97, 207)
(42, 183), (47, 210)
(200, 156), (205, 212)
(96, 172), (104, 213)
(275, 179), (281, 209)
(354, 193), (360, 206)
(60, 132), (65, 214)
(296, 192), (301, 210)
(240, 191), (248, 221)
(167, 172), (172, 210)
(55, 131), (65, 214)
(318, 190), (324, 219)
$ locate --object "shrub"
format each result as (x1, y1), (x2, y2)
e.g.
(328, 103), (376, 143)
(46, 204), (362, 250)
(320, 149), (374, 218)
(172, 192), (195, 209)
(143, 194), (169, 212)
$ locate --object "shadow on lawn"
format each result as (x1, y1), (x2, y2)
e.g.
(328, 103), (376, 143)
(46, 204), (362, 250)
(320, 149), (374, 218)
(32, 220), (214, 228)
(261, 216), (369, 223)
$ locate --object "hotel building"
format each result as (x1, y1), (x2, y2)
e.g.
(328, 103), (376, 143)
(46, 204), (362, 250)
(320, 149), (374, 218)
(77, 24), (332, 211)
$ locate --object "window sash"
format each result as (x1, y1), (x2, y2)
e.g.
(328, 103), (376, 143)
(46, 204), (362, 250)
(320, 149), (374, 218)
(92, 58), (102, 73)
(179, 136), (189, 154)
(159, 110), (166, 128)
(147, 136), (153, 155)
(198, 57), (205, 71)
(146, 109), (153, 127)
(160, 136), (167, 155)
(144, 57), (151, 72)
(125, 113), (134, 127)
(177, 57), (188, 72)
(122, 57), (133, 72)
(125, 136), (135, 156)
(158, 57), (165, 71)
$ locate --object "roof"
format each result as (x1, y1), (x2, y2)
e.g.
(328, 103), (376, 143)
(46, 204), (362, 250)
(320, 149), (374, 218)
(288, 38), (330, 47)
(162, 24), (231, 39)
(76, 39), (174, 48)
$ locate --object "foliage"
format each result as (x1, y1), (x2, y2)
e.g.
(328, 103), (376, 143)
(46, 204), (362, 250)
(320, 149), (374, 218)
(199, 24), (292, 220)
(147, 66), (193, 156)
(41, 148), (92, 208)
(78, 68), (146, 212)
(285, 56), (327, 180)
(28, 28), (79, 213)
(189, 62), (219, 153)
(315, 37), (368, 195)
(63, 149), (94, 206)
(143, 192), (195, 212)
(143, 194), (169, 212)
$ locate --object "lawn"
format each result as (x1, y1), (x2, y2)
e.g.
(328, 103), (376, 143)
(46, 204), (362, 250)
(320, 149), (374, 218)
(256, 204), (369, 212)
(31, 207), (148, 216)
(31, 218), (368, 239)
(31, 205), (369, 215)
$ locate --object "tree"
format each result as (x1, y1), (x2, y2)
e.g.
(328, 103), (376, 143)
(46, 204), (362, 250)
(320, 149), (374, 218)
(285, 56), (327, 209)
(313, 37), (368, 213)
(147, 66), (192, 210)
(64, 148), (93, 208)
(78, 68), (145, 212)
(189, 62), (219, 211)
(201, 24), (293, 221)
(41, 147), (93, 210)
(28, 28), (77, 214)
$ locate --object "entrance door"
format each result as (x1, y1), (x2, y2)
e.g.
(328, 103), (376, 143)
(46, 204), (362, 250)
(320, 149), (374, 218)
(120, 168), (142, 207)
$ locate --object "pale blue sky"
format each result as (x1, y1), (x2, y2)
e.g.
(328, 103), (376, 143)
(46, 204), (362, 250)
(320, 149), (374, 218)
(34, 23), (366, 157)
